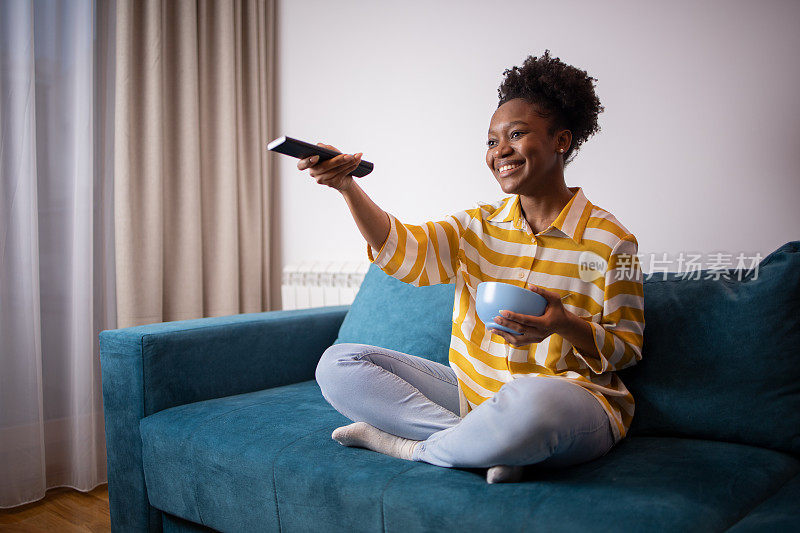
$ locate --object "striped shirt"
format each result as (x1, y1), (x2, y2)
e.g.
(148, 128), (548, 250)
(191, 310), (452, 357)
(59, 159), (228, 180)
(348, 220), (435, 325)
(367, 186), (644, 443)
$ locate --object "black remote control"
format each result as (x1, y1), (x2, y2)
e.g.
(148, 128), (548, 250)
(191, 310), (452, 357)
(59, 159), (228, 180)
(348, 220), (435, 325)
(267, 135), (374, 177)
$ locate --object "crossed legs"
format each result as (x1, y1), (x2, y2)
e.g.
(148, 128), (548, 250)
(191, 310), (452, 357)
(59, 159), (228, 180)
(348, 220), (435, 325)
(315, 343), (615, 481)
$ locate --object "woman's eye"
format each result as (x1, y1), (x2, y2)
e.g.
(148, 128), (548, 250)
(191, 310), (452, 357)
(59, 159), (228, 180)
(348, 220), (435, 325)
(487, 132), (523, 147)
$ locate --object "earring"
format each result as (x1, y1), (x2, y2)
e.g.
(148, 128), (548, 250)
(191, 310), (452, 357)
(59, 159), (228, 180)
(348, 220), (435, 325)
(559, 149), (564, 153)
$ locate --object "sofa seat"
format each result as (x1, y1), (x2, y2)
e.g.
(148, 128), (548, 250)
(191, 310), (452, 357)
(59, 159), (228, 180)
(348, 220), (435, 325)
(726, 472), (800, 532)
(140, 379), (800, 533)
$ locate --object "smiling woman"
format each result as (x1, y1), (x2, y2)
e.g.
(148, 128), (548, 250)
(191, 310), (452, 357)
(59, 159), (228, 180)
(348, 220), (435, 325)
(304, 50), (644, 485)
(491, 49), (604, 167)
(486, 49), (606, 234)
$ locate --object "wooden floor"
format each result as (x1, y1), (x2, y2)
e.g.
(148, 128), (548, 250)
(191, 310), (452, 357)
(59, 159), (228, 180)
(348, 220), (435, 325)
(0, 485), (110, 532)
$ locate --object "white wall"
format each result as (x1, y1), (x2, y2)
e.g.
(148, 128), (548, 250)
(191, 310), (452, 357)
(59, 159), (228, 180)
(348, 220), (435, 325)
(275, 0), (800, 283)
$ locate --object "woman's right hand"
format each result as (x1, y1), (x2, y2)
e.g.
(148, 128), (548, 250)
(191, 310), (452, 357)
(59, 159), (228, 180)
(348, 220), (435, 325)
(297, 143), (363, 193)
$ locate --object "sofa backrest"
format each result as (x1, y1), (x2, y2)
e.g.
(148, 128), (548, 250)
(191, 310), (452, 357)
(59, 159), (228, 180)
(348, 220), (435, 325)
(335, 267), (454, 366)
(619, 241), (800, 455)
(335, 241), (800, 456)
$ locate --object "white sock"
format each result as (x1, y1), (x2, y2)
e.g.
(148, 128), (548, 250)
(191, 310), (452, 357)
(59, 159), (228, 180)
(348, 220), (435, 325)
(332, 422), (419, 461)
(486, 464), (525, 484)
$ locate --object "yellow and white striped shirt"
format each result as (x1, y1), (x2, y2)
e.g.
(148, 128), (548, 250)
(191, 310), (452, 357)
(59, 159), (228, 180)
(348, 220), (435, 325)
(367, 186), (644, 443)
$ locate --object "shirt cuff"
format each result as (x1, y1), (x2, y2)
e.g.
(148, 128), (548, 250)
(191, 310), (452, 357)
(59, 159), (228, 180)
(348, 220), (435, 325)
(366, 211), (398, 268)
(572, 321), (610, 374)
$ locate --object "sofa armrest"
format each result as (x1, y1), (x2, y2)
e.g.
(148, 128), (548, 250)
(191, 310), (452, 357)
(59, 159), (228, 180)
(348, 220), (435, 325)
(98, 305), (349, 532)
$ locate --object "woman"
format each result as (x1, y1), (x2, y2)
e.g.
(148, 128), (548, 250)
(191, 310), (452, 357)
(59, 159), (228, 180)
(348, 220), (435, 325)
(299, 50), (645, 484)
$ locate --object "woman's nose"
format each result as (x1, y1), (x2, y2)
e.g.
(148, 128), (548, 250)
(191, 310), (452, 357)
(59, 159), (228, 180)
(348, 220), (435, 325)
(495, 140), (513, 158)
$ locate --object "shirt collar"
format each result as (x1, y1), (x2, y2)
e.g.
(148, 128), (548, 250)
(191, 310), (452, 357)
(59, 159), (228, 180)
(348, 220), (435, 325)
(485, 186), (593, 244)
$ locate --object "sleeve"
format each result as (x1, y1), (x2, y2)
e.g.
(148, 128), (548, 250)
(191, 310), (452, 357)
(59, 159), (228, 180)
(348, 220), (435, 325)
(572, 233), (645, 374)
(367, 210), (465, 287)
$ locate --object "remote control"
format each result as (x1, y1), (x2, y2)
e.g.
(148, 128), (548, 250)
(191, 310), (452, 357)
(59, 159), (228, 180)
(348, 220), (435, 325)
(267, 135), (374, 177)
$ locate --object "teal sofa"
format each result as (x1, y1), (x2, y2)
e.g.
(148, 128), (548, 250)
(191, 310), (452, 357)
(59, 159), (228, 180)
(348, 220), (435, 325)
(99, 241), (800, 533)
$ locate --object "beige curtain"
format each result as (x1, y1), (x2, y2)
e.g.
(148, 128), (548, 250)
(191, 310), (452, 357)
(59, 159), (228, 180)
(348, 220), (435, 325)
(114, 0), (276, 328)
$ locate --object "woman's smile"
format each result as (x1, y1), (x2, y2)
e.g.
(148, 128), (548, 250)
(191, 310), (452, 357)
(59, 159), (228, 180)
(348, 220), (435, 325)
(498, 161), (525, 178)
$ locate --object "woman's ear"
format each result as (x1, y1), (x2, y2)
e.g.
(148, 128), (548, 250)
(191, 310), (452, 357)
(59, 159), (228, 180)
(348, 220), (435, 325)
(557, 129), (572, 153)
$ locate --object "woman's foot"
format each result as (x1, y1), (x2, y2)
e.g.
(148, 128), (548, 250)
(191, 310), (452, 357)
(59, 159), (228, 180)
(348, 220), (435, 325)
(486, 464), (525, 484)
(332, 421), (420, 461)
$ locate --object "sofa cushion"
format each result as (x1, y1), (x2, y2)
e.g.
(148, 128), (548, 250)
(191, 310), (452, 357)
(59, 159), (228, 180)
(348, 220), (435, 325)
(726, 472), (800, 532)
(139, 380), (352, 532)
(378, 437), (799, 533)
(618, 241), (800, 455)
(141, 379), (800, 533)
(334, 263), (455, 365)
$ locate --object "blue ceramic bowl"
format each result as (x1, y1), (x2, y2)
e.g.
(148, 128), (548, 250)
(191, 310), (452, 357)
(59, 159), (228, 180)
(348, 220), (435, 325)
(476, 281), (548, 336)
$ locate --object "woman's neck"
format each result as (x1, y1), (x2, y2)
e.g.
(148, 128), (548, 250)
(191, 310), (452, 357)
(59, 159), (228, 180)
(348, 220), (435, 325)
(518, 183), (575, 235)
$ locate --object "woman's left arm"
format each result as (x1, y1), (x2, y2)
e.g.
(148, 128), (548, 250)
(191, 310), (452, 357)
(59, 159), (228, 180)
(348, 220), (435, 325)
(493, 234), (645, 374)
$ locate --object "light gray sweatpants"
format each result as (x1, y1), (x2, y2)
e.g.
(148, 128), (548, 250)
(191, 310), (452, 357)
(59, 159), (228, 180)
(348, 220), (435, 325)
(315, 343), (616, 469)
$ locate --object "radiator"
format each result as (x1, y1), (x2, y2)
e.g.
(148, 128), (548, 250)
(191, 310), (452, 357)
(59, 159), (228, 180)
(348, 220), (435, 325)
(281, 261), (370, 310)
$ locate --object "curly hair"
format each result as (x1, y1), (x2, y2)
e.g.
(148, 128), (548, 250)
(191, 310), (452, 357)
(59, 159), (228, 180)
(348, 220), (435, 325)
(497, 50), (604, 166)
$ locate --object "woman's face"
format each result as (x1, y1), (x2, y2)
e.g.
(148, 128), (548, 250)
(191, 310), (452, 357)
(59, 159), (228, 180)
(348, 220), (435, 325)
(486, 98), (569, 195)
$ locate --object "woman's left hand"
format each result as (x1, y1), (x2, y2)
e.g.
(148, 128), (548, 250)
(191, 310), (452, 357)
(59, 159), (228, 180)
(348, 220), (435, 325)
(491, 284), (571, 348)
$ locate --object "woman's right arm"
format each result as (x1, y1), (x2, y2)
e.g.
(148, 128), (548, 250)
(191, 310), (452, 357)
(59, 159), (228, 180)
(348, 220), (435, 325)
(340, 181), (390, 255)
(297, 143), (389, 253)
(298, 142), (462, 286)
